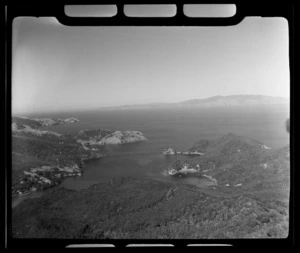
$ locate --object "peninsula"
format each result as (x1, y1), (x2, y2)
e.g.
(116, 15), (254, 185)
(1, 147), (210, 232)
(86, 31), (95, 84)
(164, 133), (289, 196)
(12, 116), (147, 196)
(75, 129), (147, 148)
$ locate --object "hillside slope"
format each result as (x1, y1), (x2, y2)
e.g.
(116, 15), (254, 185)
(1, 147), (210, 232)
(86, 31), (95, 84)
(12, 133), (290, 239)
(186, 133), (290, 201)
(12, 177), (289, 239)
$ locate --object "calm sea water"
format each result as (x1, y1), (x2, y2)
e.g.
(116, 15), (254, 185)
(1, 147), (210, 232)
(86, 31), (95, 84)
(17, 105), (289, 192)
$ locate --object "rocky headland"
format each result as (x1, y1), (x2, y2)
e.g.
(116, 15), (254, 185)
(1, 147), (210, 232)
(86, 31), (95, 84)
(75, 129), (147, 147)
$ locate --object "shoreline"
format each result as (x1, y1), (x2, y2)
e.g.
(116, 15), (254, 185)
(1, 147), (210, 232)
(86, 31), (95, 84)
(12, 154), (108, 198)
(12, 156), (101, 208)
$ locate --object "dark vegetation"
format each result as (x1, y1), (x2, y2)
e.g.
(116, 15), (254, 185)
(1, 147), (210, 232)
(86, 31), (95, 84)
(186, 134), (290, 198)
(12, 177), (289, 239)
(12, 134), (96, 167)
(11, 118), (290, 239)
(12, 116), (42, 129)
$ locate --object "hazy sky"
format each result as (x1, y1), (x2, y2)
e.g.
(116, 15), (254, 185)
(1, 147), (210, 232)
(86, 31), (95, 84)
(12, 16), (289, 114)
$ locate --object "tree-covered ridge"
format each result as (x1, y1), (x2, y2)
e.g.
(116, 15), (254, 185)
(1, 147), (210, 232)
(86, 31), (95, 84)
(12, 177), (289, 239)
(166, 133), (289, 200)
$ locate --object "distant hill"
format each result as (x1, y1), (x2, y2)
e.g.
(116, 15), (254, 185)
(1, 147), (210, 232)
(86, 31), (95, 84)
(102, 95), (289, 110)
(177, 95), (288, 107)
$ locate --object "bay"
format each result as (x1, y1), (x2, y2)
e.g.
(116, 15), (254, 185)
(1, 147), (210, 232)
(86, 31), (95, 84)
(34, 105), (290, 190)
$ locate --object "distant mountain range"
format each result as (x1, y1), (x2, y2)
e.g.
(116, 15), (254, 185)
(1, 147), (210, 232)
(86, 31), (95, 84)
(101, 95), (289, 110)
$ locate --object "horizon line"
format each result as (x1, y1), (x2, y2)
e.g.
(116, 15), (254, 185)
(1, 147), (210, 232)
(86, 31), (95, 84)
(12, 94), (290, 116)
(78, 94), (290, 109)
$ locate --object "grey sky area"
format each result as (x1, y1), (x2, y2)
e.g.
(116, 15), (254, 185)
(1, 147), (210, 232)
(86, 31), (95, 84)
(12, 16), (289, 114)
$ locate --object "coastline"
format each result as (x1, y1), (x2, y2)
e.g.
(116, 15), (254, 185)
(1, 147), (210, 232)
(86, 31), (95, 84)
(12, 116), (148, 205)
(12, 154), (108, 208)
(12, 154), (109, 198)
